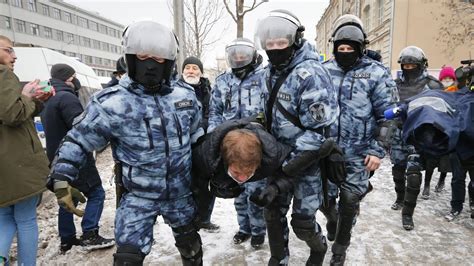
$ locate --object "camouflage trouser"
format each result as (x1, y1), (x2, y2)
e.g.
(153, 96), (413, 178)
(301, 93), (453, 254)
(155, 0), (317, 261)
(327, 153), (371, 199)
(234, 179), (267, 236)
(115, 192), (197, 254)
(265, 172), (323, 265)
(390, 127), (413, 167)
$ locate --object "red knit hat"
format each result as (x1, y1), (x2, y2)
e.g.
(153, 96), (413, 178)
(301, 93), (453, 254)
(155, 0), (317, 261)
(438, 66), (456, 81)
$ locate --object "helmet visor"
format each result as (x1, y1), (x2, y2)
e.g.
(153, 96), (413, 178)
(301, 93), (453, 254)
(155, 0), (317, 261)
(225, 44), (254, 68)
(255, 16), (297, 50)
(123, 21), (177, 60)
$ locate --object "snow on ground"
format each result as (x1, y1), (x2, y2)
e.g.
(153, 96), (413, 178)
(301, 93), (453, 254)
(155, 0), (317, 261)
(17, 148), (474, 265)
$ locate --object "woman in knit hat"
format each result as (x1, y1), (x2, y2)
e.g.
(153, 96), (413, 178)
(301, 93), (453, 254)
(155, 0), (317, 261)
(439, 65), (458, 92)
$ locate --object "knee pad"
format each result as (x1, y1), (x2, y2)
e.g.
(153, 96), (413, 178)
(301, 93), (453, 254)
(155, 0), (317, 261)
(175, 230), (202, 262)
(406, 173), (422, 188)
(339, 189), (360, 217)
(113, 245), (145, 266)
(290, 214), (327, 253)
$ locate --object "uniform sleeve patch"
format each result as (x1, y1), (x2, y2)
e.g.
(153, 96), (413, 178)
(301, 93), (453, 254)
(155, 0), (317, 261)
(309, 103), (326, 122)
(175, 100), (193, 109)
(297, 69), (312, 80)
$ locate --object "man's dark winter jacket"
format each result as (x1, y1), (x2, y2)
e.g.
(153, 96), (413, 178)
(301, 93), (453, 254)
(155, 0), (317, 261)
(41, 78), (101, 192)
(192, 118), (293, 199)
(182, 77), (211, 132)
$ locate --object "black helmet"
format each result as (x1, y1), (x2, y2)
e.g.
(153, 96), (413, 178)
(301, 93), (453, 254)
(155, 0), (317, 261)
(331, 14), (367, 40)
(114, 56), (126, 74)
(332, 25), (366, 55)
(398, 46), (428, 69)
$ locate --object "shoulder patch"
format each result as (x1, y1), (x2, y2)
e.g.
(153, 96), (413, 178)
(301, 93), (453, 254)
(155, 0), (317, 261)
(175, 99), (193, 109)
(309, 103), (326, 122)
(277, 92), (291, 101)
(296, 68), (312, 80)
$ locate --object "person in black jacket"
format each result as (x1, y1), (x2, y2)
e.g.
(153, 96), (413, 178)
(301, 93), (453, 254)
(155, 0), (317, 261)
(41, 63), (114, 252)
(181, 56), (211, 132)
(181, 56), (218, 232)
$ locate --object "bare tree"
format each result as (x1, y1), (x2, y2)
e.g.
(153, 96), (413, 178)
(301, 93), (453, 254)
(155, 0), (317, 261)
(170, 0), (227, 59)
(223, 0), (268, 37)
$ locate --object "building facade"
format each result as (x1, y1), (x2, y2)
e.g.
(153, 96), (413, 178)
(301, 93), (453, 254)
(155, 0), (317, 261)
(0, 0), (124, 77)
(316, 0), (473, 75)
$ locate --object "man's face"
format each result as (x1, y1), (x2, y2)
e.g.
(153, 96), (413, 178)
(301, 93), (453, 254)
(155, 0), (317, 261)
(265, 38), (290, 50)
(183, 64), (202, 79)
(0, 39), (17, 71)
(227, 164), (257, 184)
(183, 64), (202, 85)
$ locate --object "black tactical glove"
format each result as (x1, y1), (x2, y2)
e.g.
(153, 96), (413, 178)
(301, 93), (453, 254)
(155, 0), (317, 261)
(250, 185), (279, 207)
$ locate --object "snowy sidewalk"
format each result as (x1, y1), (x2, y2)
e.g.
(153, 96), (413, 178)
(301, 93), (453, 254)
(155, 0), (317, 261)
(33, 148), (473, 265)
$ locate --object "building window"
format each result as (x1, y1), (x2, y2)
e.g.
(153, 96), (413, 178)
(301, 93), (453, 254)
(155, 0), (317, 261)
(43, 26), (52, 38)
(84, 55), (93, 64)
(92, 39), (100, 49)
(89, 21), (98, 31)
(30, 23), (39, 35)
(52, 8), (61, 19)
(63, 11), (72, 23)
(378, 0), (384, 25)
(102, 42), (109, 51)
(11, 0), (22, 8)
(41, 4), (49, 16)
(82, 37), (91, 47)
(66, 33), (74, 43)
(27, 0), (36, 12)
(95, 57), (102, 65)
(99, 24), (107, 34)
(363, 5), (371, 32)
(78, 17), (88, 28)
(16, 19), (26, 32)
(56, 30), (63, 41)
(4, 16), (11, 29)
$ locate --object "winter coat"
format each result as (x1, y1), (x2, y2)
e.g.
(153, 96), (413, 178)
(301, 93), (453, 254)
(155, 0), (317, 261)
(41, 78), (101, 193)
(192, 119), (292, 198)
(181, 77), (211, 133)
(323, 55), (397, 159)
(47, 76), (202, 200)
(208, 63), (265, 133)
(104, 76), (119, 88)
(265, 41), (338, 154)
(0, 65), (49, 207)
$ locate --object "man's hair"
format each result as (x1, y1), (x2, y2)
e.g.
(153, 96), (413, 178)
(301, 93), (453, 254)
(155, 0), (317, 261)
(221, 129), (262, 171)
(0, 35), (12, 44)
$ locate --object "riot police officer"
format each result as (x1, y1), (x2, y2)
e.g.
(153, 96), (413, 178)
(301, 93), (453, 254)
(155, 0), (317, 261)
(390, 46), (443, 230)
(255, 9), (338, 265)
(322, 15), (397, 265)
(208, 37), (267, 248)
(47, 21), (203, 265)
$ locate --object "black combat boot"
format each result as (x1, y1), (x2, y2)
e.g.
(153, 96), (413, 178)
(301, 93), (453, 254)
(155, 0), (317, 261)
(330, 242), (348, 266)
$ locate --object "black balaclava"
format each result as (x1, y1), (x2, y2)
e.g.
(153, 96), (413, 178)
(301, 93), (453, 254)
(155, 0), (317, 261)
(232, 53), (263, 79)
(126, 54), (174, 94)
(266, 46), (295, 71)
(334, 41), (361, 72)
(402, 65), (423, 82)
